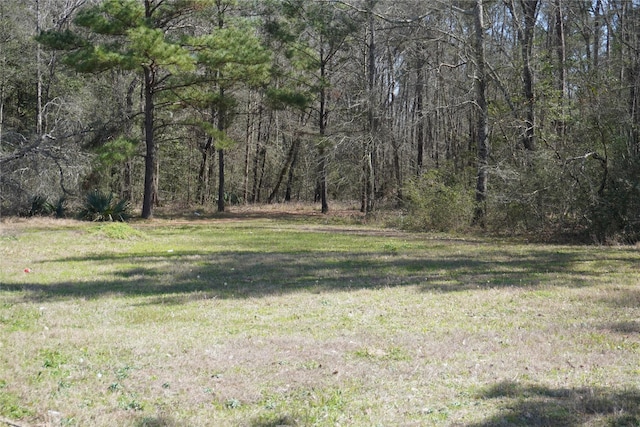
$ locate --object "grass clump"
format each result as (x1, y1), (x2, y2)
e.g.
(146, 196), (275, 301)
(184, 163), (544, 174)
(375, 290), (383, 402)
(0, 381), (33, 420)
(88, 222), (144, 239)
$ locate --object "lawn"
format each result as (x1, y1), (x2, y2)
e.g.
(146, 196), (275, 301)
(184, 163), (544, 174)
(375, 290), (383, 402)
(1, 212), (640, 426)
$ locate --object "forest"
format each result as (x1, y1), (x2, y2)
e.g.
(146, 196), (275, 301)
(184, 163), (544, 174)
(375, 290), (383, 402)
(1, 0), (640, 242)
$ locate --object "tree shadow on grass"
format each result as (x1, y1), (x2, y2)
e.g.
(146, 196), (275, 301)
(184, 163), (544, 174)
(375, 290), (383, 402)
(134, 414), (195, 427)
(469, 381), (640, 426)
(604, 320), (640, 334)
(134, 415), (184, 427)
(248, 414), (297, 427)
(2, 241), (639, 302)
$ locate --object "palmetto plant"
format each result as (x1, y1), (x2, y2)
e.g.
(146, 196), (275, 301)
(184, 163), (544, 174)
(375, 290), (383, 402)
(28, 195), (55, 217)
(28, 195), (68, 218)
(79, 190), (130, 222)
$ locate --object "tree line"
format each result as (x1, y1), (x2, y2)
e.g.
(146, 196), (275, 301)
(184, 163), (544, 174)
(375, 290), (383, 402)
(1, 0), (639, 242)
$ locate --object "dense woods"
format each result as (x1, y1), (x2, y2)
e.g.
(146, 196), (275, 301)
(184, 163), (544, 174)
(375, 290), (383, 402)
(2, 0), (640, 241)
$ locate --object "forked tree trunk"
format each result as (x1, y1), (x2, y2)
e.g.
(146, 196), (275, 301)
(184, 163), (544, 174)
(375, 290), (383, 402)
(268, 135), (299, 203)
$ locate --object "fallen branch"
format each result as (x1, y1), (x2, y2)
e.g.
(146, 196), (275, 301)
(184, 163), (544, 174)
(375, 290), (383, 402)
(0, 416), (29, 427)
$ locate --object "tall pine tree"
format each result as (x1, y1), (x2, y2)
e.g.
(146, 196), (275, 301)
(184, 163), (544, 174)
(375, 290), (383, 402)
(38, 0), (269, 218)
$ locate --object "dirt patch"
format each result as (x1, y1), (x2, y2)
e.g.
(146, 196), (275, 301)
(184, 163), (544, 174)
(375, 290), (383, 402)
(154, 202), (363, 220)
(122, 202), (367, 229)
(0, 203), (364, 230)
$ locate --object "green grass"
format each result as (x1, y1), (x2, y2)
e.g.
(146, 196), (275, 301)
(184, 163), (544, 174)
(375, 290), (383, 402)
(1, 215), (640, 426)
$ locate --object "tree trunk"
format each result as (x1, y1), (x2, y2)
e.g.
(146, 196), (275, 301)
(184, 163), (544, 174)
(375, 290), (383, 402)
(268, 135), (298, 203)
(0, 61), (3, 220)
(415, 57), (425, 175)
(520, 0), (538, 152)
(36, 0), (43, 136)
(391, 136), (402, 203)
(593, 0), (602, 69)
(215, 7), (226, 213)
(619, 2), (640, 156)
(362, 0), (376, 214)
(255, 146), (267, 203)
(252, 108), (271, 203)
(318, 51), (329, 214)
(122, 77), (137, 202)
(141, 65), (156, 219)
(243, 94), (254, 204)
(507, 0), (538, 151)
(554, 0), (567, 137)
(473, 0), (490, 227)
(217, 86), (225, 213)
(197, 136), (213, 204)
(285, 137), (299, 202)
(318, 147), (328, 214)
(217, 148), (225, 212)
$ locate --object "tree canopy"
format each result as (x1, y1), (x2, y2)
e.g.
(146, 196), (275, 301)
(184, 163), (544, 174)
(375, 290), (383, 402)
(1, 0), (640, 242)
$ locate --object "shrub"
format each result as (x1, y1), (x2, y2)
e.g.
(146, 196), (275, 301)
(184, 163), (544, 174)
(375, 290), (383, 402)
(53, 197), (67, 218)
(402, 170), (475, 232)
(26, 195), (68, 218)
(586, 172), (640, 244)
(28, 195), (55, 217)
(79, 190), (130, 222)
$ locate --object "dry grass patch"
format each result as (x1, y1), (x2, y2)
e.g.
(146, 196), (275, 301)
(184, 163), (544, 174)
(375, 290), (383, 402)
(1, 215), (640, 426)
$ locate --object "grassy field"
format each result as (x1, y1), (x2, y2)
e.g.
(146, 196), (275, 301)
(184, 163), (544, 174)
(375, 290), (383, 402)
(1, 210), (640, 426)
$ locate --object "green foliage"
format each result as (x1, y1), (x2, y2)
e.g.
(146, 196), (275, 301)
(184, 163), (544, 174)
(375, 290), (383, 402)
(263, 0), (359, 82)
(38, 0), (198, 74)
(36, 29), (87, 50)
(96, 137), (137, 167)
(74, 0), (143, 35)
(265, 87), (310, 110)
(128, 26), (195, 72)
(190, 27), (271, 85)
(40, 348), (69, 376)
(79, 190), (131, 222)
(190, 120), (237, 149)
(212, 131), (236, 151)
(64, 44), (130, 73)
(0, 383), (33, 420)
(53, 197), (67, 218)
(402, 170), (475, 232)
(25, 195), (67, 218)
(28, 195), (55, 217)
